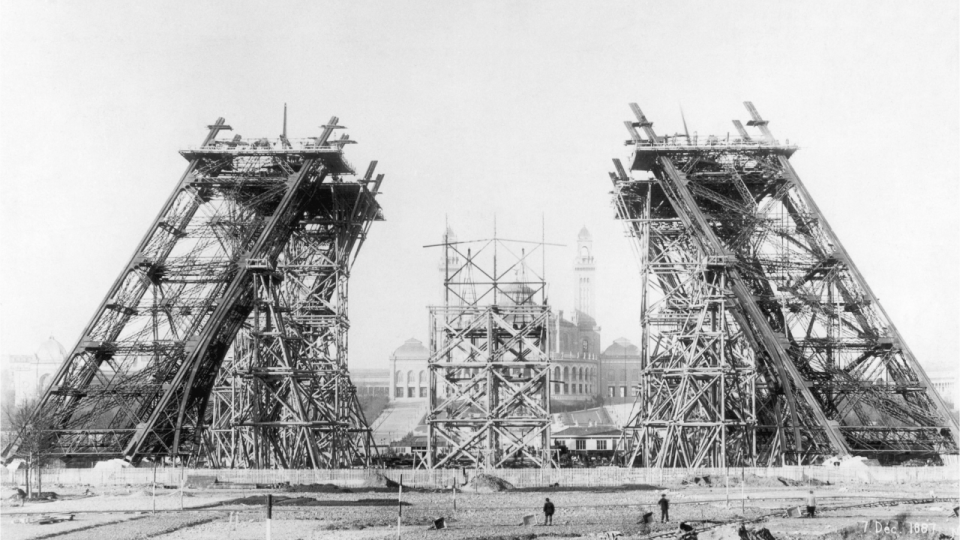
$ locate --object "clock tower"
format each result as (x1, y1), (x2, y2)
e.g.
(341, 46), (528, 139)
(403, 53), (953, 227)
(574, 226), (595, 319)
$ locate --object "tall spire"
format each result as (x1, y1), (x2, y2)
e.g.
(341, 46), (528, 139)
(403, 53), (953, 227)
(574, 227), (596, 319)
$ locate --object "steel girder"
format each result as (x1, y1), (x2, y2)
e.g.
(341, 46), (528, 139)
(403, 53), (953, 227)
(426, 236), (553, 469)
(3, 118), (384, 467)
(612, 103), (958, 466)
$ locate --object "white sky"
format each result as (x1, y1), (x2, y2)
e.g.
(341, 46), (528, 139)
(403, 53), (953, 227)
(0, 1), (957, 374)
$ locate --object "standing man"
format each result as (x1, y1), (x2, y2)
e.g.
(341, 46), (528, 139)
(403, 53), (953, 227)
(543, 498), (555, 525)
(806, 490), (817, 518)
(658, 493), (670, 522)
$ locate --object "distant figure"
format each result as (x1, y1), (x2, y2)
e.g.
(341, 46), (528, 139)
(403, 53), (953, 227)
(12, 488), (26, 507)
(806, 490), (817, 518)
(658, 493), (670, 522)
(543, 497), (555, 525)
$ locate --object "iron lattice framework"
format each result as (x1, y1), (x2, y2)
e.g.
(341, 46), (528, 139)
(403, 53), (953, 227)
(426, 234), (553, 469)
(3, 116), (384, 467)
(200, 175), (382, 468)
(611, 102), (958, 467)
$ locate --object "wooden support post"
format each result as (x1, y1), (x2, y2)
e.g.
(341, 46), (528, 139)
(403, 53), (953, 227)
(397, 474), (403, 539)
(179, 464), (184, 511)
(266, 493), (273, 540)
(725, 467), (730, 507)
(152, 463), (157, 513)
(740, 467), (747, 516)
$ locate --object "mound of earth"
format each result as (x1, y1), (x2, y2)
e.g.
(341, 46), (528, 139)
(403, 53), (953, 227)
(0, 488), (27, 500)
(359, 472), (399, 488)
(681, 475), (716, 486)
(286, 483), (352, 493)
(465, 474), (515, 493)
(128, 489), (152, 497)
(0, 487), (27, 504)
(738, 473), (786, 488)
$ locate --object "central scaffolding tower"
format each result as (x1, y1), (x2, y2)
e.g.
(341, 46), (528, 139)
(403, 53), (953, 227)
(426, 231), (553, 469)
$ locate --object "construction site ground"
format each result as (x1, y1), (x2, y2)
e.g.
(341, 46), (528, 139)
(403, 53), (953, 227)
(1, 478), (957, 540)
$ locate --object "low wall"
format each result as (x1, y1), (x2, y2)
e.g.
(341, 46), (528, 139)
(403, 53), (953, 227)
(2, 465), (954, 488)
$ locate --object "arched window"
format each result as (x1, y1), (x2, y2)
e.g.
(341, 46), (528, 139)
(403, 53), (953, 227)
(563, 366), (569, 382)
(407, 370), (413, 384)
(554, 366), (561, 380)
(419, 370), (425, 386)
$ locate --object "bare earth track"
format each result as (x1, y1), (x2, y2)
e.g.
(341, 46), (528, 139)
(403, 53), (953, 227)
(2, 480), (957, 540)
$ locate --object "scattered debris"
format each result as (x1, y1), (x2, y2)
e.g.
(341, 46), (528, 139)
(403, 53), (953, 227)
(777, 476), (828, 487)
(678, 521), (698, 540)
(738, 524), (776, 540)
(682, 475), (716, 487)
(12, 513), (75, 525)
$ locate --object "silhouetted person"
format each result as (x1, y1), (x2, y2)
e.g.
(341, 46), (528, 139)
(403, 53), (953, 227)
(543, 498), (555, 525)
(806, 490), (817, 518)
(659, 493), (670, 522)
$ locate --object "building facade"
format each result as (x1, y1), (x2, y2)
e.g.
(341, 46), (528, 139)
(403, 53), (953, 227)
(548, 227), (602, 403)
(351, 368), (390, 397)
(599, 337), (641, 405)
(388, 338), (429, 401)
(0, 337), (67, 412)
(929, 370), (959, 409)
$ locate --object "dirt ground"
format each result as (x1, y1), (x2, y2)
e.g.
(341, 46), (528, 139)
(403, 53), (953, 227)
(1, 481), (957, 540)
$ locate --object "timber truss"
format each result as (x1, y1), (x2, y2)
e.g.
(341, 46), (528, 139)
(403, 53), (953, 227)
(3, 115), (384, 467)
(611, 102), (958, 467)
(426, 233), (553, 469)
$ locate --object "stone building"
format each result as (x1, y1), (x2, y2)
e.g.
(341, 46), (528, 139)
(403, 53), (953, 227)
(388, 338), (429, 401)
(598, 337), (641, 405)
(0, 336), (67, 412)
(350, 368), (390, 397)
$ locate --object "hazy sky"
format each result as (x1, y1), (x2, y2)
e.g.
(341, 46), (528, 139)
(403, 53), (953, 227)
(1, 1), (957, 373)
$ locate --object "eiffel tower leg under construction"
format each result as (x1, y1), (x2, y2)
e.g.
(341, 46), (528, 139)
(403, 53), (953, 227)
(2, 115), (384, 467)
(611, 102), (958, 467)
